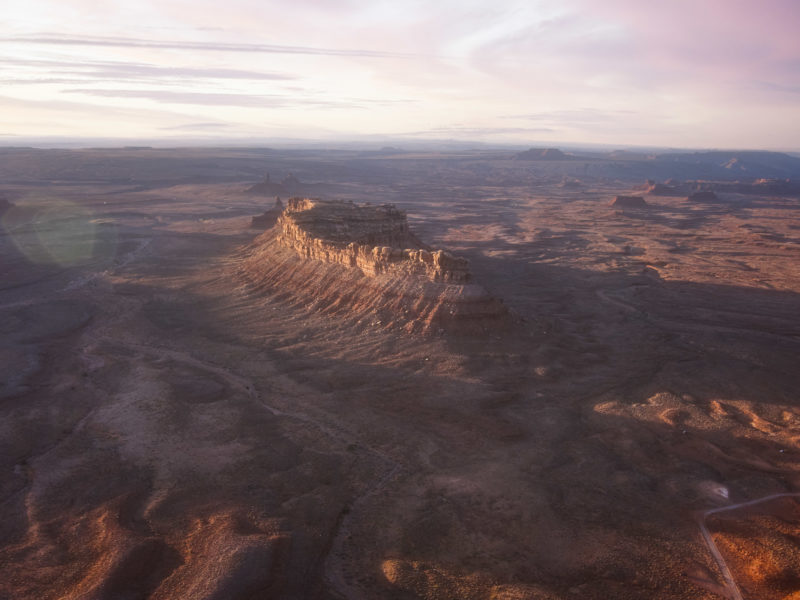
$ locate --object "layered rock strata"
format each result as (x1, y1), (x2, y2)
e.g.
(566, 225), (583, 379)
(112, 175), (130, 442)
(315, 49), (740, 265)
(277, 198), (470, 283)
(241, 198), (509, 334)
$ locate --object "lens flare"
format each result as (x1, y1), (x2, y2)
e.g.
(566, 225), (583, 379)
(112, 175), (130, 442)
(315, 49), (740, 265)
(2, 197), (117, 268)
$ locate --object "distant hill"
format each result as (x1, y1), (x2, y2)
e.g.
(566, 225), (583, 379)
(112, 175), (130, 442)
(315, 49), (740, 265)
(246, 173), (333, 197)
(514, 148), (569, 161)
(654, 151), (800, 179)
(246, 173), (297, 196)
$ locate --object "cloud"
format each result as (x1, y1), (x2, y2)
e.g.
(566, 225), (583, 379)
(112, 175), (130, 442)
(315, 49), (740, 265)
(85, 64), (294, 81)
(2, 1), (799, 148)
(159, 122), (233, 131)
(0, 56), (295, 88)
(758, 81), (800, 93)
(506, 108), (638, 124)
(64, 88), (364, 109)
(0, 78), (89, 85)
(402, 125), (556, 138)
(0, 92), (208, 136)
(565, 0), (800, 87)
(463, 0), (800, 105)
(0, 33), (419, 59)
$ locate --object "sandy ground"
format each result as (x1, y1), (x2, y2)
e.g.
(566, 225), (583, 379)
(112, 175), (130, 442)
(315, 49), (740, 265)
(1, 148), (799, 599)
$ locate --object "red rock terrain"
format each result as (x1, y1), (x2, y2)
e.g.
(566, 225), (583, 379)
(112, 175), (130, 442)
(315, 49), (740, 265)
(0, 147), (799, 600)
(239, 198), (509, 334)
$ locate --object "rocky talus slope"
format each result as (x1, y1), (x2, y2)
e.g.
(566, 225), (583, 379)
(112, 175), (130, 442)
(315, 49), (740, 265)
(240, 198), (509, 333)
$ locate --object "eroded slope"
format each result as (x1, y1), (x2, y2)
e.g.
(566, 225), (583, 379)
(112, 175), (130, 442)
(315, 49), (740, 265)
(240, 198), (509, 334)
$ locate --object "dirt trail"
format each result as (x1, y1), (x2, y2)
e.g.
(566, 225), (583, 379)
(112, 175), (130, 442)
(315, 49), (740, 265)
(698, 492), (800, 600)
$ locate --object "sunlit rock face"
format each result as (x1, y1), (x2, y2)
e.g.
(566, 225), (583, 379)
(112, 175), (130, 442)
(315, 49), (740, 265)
(241, 198), (509, 334)
(277, 198), (471, 283)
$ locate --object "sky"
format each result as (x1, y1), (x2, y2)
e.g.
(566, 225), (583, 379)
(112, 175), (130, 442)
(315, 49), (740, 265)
(1, 0), (799, 149)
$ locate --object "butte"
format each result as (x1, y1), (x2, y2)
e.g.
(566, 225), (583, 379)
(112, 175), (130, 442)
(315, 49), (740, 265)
(239, 198), (509, 334)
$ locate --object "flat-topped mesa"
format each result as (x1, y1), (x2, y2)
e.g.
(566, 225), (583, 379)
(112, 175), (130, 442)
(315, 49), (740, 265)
(241, 197), (510, 335)
(278, 198), (471, 283)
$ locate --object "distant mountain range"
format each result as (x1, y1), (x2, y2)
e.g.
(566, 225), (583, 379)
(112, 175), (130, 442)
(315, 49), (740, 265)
(513, 147), (800, 180)
(652, 151), (800, 179)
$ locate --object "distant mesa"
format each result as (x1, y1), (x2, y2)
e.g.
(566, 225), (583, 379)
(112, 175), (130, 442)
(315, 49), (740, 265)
(250, 197), (284, 228)
(559, 178), (582, 189)
(246, 172), (313, 196)
(514, 148), (569, 161)
(608, 150), (653, 160)
(611, 195), (648, 208)
(687, 190), (719, 202)
(0, 195), (12, 215)
(240, 198), (509, 334)
(686, 179), (800, 196)
(644, 180), (678, 196)
(655, 150), (800, 179)
(281, 173), (300, 188)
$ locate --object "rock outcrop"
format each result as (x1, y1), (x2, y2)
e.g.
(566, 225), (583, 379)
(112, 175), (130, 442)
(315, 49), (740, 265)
(687, 191), (719, 202)
(240, 198), (509, 334)
(560, 178), (582, 189)
(277, 198), (470, 283)
(250, 197), (284, 228)
(246, 173), (325, 197)
(611, 195), (648, 208)
(646, 182), (677, 196)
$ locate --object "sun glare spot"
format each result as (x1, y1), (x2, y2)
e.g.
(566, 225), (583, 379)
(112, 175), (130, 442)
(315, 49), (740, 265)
(3, 198), (117, 267)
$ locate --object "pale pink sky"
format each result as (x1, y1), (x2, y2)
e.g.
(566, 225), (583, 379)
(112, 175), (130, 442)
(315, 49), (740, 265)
(1, 0), (798, 148)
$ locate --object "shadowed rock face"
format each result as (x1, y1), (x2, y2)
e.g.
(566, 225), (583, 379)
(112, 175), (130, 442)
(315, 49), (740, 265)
(646, 182), (678, 196)
(250, 197), (284, 229)
(688, 191), (719, 202)
(242, 198), (509, 334)
(611, 195), (648, 208)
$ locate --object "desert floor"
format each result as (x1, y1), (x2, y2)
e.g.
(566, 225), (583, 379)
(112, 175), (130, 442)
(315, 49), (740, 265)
(1, 147), (799, 599)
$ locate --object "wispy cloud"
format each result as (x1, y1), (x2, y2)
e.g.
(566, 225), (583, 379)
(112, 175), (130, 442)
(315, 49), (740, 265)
(0, 33), (420, 59)
(506, 109), (638, 124)
(752, 80), (800, 96)
(0, 56), (296, 89)
(403, 126), (556, 138)
(0, 57), (294, 80)
(159, 122), (233, 131)
(64, 88), (364, 109)
(1, 78), (89, 85)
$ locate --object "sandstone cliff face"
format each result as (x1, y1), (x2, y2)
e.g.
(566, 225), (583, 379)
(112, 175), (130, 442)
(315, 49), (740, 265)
(240, 198), (509, 334)
(277, 198), (470, 283)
